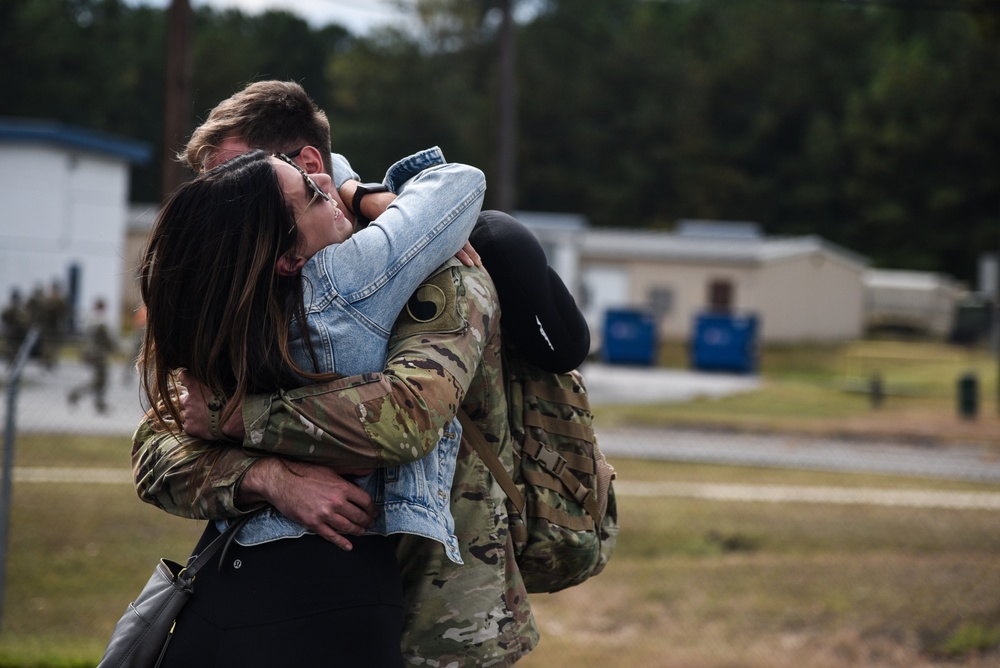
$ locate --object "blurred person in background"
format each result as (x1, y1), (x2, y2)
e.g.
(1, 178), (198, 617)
(67, 297), (115, 413)
(33, 281), (69, 370)
(122, 303), (146, 381)
(1, 288), (29, 364)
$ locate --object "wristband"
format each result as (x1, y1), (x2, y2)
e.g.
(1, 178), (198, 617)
(351, 182), (389, 228)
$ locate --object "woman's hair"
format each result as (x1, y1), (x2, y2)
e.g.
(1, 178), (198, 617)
(139, 149), (329, 430)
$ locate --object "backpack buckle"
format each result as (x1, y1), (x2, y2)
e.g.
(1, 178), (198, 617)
(535, 446), (567, 476)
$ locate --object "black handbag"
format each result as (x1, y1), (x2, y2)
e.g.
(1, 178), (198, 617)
(97, 515), (253, 668)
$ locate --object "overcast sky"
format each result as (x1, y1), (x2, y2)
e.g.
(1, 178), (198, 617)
(129, 0), (409, 34)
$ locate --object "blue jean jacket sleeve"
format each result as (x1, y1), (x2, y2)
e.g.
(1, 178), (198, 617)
(329, 152), (361, 189)
(315, 162), (485, 337)
(382, 146), (446, 193)
(330, 147), (446, 193)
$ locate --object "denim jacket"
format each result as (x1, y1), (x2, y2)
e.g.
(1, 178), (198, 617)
(223, 147), (484, 564)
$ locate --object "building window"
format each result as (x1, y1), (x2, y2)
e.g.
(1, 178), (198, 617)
(708, 279), (733, 313)
(647, 287), (674, 319)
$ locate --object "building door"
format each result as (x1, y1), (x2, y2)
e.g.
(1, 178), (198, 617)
(708, 279), (734, 313)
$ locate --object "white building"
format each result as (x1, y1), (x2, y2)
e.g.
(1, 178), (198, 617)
(520, 216), (870, 347)
(0, 119), (151, 333)
(863, 269), (966, 338)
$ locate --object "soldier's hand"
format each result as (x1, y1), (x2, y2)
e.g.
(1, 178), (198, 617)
(240, 458), (377, 551)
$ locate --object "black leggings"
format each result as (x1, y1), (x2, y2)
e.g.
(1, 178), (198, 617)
(160, 523), (404, 667)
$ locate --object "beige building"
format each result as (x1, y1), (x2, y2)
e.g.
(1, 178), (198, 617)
(124, 207), (871, 348)
(523, 217), (869, 347)
(123, 204), (158, 316)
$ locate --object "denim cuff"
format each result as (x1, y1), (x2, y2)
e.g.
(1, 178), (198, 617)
(383, 146), (446, 193)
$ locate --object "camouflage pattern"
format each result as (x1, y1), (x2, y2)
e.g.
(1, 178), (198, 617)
(502, 354), (619, 593)
(132, 418), (257, 520)
(131, 258), (538, 666)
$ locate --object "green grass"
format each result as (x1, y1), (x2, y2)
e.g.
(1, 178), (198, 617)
(3, 452), (1000, 666)
(599, 339), (1000, 445)
(11, 434), (133, 469)
(519, 463), (1000, 668)
(2, 339), (999, 666)
(0, 481), (203, 666)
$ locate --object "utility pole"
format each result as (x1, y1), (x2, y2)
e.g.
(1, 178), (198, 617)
(495, 0), (517, 213)
(161, 0), (193, 199)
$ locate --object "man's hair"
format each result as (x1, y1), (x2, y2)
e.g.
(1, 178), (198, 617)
(183, 80), (333, 175)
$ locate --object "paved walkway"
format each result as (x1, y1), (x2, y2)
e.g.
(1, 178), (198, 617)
(2, 359), (147, 436)
(580, 362), (761, 406)
(2, 360), (760, 437)
(596, 426), (1000, 484)
(4, 359), (998, 485)
(14, 466), (1000, 511)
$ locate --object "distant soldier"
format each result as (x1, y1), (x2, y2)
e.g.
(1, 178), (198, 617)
(40, 281), (70, 369)
(68, 298), (116, 413)
(123, 303), (146, 381)
(1, 289), (29, 363)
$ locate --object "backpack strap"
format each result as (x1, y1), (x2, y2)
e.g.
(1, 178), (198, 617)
(457, 410), (525, 513)
(458, 409), (601, 527)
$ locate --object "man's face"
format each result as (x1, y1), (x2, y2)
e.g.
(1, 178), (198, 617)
(205, 136), (352, 219)
(204, 136), (253, 172)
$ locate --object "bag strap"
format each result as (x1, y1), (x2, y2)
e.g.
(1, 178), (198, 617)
(458, 410), (525, 513)
(181, 513), (256, 581)
(458, 409), (603, 525)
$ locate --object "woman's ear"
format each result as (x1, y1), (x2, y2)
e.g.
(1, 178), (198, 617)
(276, 252), (306, 277)
(297, 145), (326, 175)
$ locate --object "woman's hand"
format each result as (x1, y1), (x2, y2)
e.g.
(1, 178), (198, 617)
(179, 371), (245, 440)
(455, 240), (481, 267)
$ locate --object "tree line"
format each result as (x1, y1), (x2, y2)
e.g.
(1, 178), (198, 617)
(2, 0), (997, 283)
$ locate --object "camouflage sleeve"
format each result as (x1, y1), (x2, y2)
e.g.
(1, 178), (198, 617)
(243, 259), (495, 467)
(131, 413), (261, 519)
(130, 260), (494, 518)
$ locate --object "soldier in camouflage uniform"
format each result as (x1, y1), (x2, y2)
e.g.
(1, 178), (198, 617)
(131, 79), (556, 665)
(133, 256), (539, 665)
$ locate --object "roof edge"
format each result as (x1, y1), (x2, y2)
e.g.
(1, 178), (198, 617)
(0, 117), (152, 164)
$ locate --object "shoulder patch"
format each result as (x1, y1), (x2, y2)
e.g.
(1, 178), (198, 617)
(394, 263), (466, 338)
(406, 283), (447, 323)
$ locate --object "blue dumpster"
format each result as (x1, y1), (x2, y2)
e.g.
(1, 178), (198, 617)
(691, 313), (758, 373)
(603, 309), (658, 366)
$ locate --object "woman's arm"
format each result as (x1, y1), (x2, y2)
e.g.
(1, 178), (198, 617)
(317, 162), (485, 336)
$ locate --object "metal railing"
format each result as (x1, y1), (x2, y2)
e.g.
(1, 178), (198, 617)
(0, 324), (41, 630)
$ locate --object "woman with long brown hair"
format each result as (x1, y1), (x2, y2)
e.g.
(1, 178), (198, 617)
(138, 147), (484, 666)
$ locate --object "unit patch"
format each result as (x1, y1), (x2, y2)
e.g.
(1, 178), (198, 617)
(393, 263), (466, 339)
(406, 284), (447, 323)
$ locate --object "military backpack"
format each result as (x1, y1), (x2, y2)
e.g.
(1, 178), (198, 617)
(459, 347), (618, 594)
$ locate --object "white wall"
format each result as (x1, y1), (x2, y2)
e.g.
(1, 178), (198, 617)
(0, 144), (129, 333)
(581, 264), (630, 350)
(624, 259), (756, 339)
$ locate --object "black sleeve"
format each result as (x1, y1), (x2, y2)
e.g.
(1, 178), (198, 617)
(470, 210), (591, 373)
